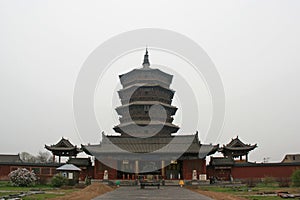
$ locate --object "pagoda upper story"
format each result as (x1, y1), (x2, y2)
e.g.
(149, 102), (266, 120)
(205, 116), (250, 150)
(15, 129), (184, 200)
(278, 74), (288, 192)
(113, 49), (179, 137)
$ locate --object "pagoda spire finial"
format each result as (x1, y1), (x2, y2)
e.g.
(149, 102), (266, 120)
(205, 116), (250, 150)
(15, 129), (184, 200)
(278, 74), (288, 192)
(142, 47), (150, 68)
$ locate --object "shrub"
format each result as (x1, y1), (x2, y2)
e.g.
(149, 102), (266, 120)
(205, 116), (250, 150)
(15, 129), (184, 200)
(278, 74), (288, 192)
(8, 168), (37, 187)
(291, 169), (300, 187)
(262, 177), (276, 186)
(278, 177), (290, 187)
(51, 174), (68, 187)
(85, 176), (91, 186)
(242, 178), (257, 188)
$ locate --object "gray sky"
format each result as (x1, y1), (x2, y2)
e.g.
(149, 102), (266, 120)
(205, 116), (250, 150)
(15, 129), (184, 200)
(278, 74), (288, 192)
(0, 0), (299, 163)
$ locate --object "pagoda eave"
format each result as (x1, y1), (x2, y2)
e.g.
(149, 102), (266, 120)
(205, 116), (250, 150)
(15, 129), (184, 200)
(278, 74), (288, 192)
(118, 84), (175, 94)
(115, 101), (178, 112)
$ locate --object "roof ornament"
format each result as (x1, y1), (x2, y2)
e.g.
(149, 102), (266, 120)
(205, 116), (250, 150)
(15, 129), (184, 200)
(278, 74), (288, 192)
(142, 47), (150, 68)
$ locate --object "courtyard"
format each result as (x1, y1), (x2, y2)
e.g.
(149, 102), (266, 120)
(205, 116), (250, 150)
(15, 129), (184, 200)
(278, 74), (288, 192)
(92, 186), (212, 200)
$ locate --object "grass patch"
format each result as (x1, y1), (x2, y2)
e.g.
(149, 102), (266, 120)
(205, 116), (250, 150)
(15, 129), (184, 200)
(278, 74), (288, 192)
(0, 181), (53, 191)
(23, 193), (64, 200)
(0, 191), (15, 196)
(199, 185), (250, 193)
(245, 196), (282, 200)
(0, 180), (81, 200)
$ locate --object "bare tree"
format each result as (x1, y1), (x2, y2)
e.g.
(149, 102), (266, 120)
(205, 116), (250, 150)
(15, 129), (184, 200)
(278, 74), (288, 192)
(19, 151), (53, 163)
(19, 152), (36, 163)
(36, 151), (53, 163)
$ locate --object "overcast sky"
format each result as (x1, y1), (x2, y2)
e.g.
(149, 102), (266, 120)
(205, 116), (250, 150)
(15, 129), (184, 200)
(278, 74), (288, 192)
(0, 0), (299, 163)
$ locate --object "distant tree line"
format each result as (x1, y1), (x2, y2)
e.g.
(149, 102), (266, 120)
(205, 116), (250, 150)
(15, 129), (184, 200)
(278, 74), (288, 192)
(19, 151), (53, 163)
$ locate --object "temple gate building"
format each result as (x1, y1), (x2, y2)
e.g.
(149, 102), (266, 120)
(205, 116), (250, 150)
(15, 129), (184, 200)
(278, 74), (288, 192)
(208, 136), (257, 181)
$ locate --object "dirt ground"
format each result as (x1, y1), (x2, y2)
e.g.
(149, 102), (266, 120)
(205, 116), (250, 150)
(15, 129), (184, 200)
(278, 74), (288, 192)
(49, 184), (247, 200)
(49, 184), (246, 200)
(189, 186), (300, 200)
(49, 183), (115, 200)
(188, 187), (248, 200)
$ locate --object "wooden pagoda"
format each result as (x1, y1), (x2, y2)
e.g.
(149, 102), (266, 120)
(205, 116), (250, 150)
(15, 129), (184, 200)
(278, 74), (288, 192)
(82, 49), (218, 180)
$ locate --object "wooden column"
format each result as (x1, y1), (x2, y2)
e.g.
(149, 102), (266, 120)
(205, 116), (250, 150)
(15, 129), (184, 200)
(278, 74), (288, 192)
(202, 159), (207, 174)
(161, 160), (165, 178)
(135, 160), (139, 176)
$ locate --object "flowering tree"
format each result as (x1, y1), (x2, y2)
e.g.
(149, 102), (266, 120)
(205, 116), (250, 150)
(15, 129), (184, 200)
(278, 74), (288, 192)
(8, 168), (37, 187)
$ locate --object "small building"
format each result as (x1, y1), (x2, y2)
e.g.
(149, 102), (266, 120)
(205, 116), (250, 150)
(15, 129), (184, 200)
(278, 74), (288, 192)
(67, 157), (93, 181)
(45, 138), (82, 163)
(282, 154), (300, 163)
(219, 136), (257, 162)
(56, 164), (81, 186)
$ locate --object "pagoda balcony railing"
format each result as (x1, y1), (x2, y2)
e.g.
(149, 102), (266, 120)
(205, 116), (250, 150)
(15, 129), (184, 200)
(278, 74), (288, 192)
(119, 116), (174, 123)
(120, 97), (172, 105)
(117, 107), (177, 116)
(122, 79), (170, 88)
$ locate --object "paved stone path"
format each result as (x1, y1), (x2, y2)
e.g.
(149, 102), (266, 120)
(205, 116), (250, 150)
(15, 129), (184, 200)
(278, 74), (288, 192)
(93, 186), (213, 200)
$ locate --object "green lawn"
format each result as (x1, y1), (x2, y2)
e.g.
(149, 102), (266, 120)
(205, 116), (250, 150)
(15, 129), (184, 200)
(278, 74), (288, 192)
(0, 181), (52, 191)
(0, 181), (77, 200)
(0, 191), (15, 196)
(23, 193), (64, 200)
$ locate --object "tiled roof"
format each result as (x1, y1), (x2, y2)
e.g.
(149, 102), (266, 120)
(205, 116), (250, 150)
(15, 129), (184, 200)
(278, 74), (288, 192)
(0, 154), (22, 163)
(82, 134), (218, 159)
(221, 145), (257, 151)
(56, 164), (81, 171)
(45, 138), (82, 153)
(219, 136), (257, 153)
(210, 157), (234, 166)
(46, 137), (75, 148)
(67, 158), (92, 167)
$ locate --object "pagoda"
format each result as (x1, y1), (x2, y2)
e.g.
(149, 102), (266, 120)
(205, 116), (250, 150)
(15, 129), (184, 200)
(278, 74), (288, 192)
(82, 49), (218, 180)
(114, 49), (179, 137)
